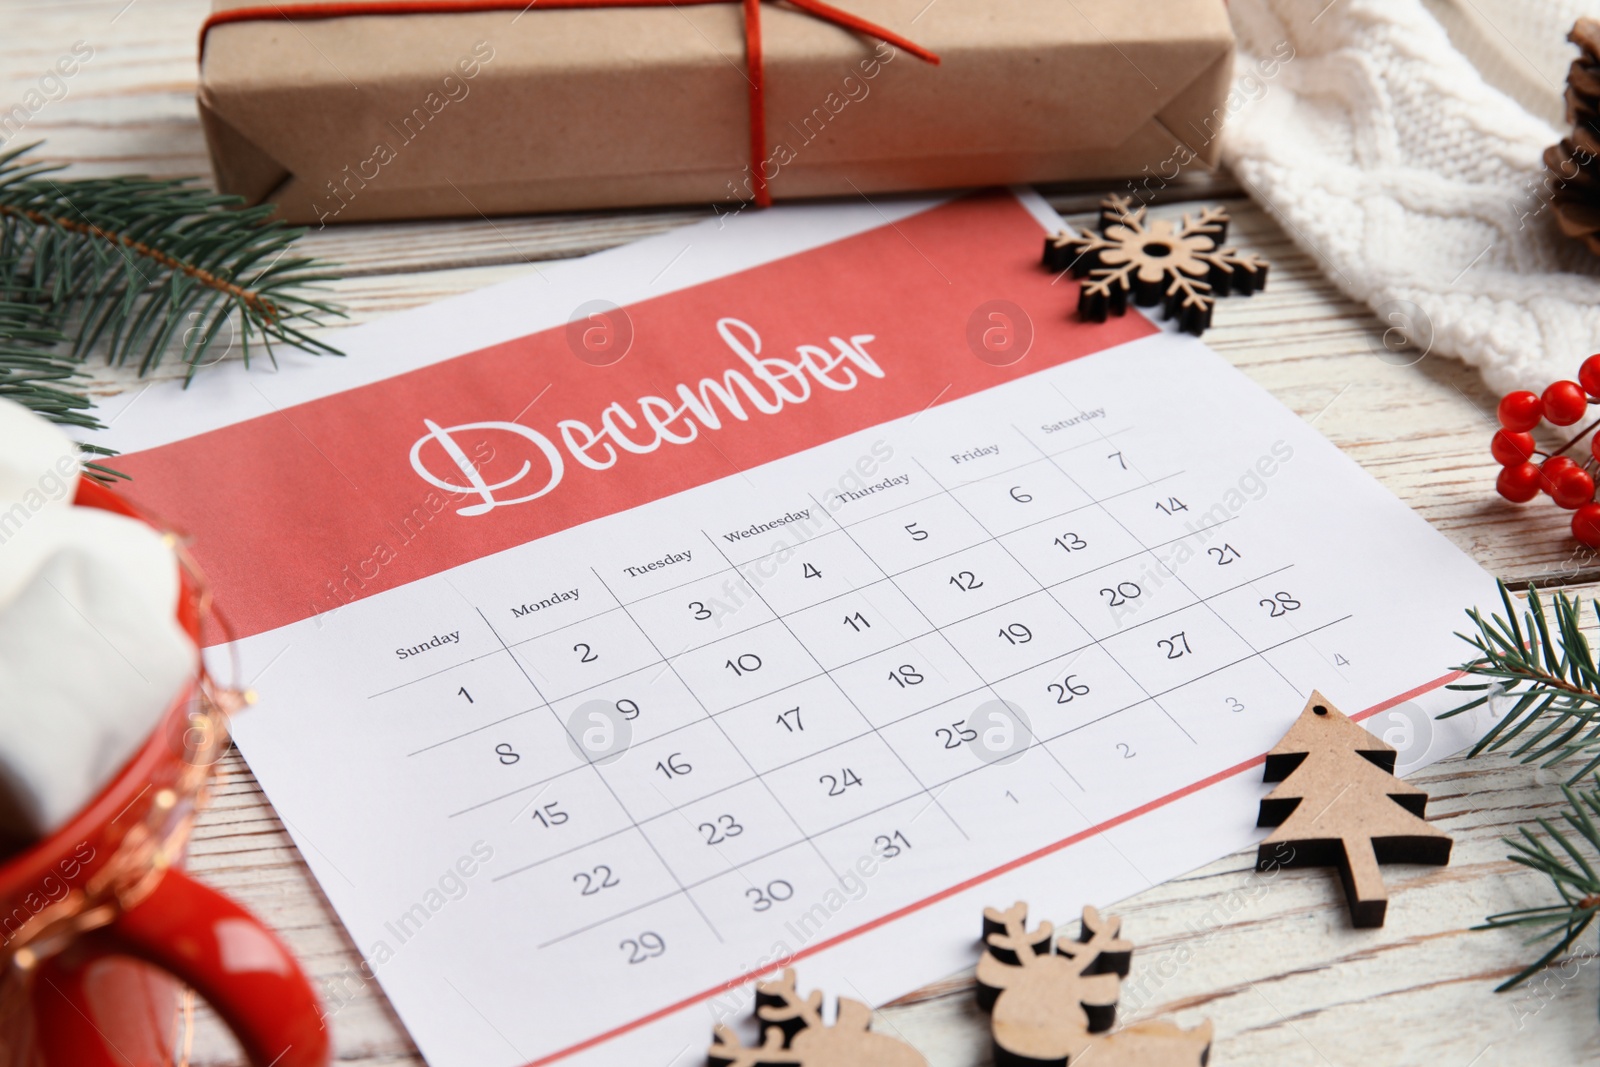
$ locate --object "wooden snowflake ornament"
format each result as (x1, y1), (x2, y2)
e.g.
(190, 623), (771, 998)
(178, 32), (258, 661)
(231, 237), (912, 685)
(707, 968), (926, 1067)
(1257, 691), (1453, 928)
(977, 902), (1213, 1067)
(1043, 196), (1268, 335)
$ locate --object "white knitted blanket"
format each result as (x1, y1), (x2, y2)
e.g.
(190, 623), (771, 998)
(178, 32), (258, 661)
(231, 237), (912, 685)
(1224, 0), (1600, 393)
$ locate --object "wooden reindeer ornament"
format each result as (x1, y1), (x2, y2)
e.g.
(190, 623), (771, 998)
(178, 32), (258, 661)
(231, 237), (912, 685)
(1256, 691), (1453, 927)
(707, 968), (926, 1067)
(977, 902), (1212, 1067)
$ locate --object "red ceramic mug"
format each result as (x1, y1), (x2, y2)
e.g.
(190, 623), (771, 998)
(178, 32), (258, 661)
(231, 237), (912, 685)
(0, 479), (329, 1067)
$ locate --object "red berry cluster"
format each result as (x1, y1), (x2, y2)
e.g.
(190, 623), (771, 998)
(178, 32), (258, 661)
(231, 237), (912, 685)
(1494, 356), (1600, 546)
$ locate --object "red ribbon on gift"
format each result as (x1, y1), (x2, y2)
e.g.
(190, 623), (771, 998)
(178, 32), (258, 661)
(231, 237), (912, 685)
(199, 0), (940, 208)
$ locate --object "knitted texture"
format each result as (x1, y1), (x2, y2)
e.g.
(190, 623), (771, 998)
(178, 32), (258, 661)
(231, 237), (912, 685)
(1224, 0), (1600, 393)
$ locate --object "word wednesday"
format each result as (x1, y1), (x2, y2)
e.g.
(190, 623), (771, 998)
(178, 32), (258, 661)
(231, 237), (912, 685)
(410, 318), (883, 517)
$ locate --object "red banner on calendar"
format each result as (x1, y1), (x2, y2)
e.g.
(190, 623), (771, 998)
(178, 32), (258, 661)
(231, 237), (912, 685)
(114, 191), (1155, 641)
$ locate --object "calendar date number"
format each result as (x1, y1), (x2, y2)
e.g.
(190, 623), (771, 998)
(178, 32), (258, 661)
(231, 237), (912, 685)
(1157, 632), (1191, 659)
(699, 814), (744, 845)
(1100, 582), (1141, 607)
(530, 802), (569, 828)
(820, 768), (863, 796)
(888, 665), (925, 688)
(620, 932), (666, 964)
(1047, 674), (1090, 703)
(873, 830), (912, 858)
(1209, 544), (1240, 565)
(1260, 592), (1302, 617)
(746, 880), (794, 911)
(574, 864), (619, 895)
(656, 752), (692, 779)
(935, 721), (978, 749)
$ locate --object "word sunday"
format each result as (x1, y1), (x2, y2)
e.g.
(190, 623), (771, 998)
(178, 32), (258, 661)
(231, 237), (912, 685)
(410, 317), (884, 517)
(394, 631), (460, 660)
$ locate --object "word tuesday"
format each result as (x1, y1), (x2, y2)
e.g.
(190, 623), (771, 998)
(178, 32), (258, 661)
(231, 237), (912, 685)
(410, 318), (883, 517)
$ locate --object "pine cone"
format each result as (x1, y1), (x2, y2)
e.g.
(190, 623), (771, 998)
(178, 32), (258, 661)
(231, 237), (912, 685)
(1548, 18), (1600, 254)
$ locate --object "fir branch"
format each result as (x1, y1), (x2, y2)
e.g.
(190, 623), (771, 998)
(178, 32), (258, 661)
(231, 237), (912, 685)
(1475, 778), (1600, 1017)
(0, 142), (344, 434)
(1444, 581), (1600, 781)
(1449, 584), (1600, 1013)
(0, 299), (95, 428)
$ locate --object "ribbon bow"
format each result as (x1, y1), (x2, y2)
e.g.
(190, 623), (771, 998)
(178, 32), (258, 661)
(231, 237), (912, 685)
(200, 0), (940, 208)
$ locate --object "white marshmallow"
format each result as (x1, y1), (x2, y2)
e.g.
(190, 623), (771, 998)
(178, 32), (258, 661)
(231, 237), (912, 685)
(0, 400), (196, 840)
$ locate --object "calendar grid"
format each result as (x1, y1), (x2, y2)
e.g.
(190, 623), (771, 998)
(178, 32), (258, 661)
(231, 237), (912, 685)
(732, 460), (1182, 569)
(390, 404), (1367, 964)
(804, 485), (1096, 789)
(490, 606), (1355, 892)
(441, 547), (1302, 820)
(696, 532), (972, 840)
(1025, 395), (1306, 696)
(368, 644), (524, 699)
(469, 595), (1350, 872)
(368, 446), (1181, 703)
(405, 704), (542, 757)
(471, 605), (727, 943)
(535, 801), (966, 950)
(718, 511), (1232, 639)
(910, 453), (1199, 746)
(516, 610), (1356, 946)
(587, 565), (850, 885)
(1024, 417), (1308, 714)
(920, 469), (1211, 832)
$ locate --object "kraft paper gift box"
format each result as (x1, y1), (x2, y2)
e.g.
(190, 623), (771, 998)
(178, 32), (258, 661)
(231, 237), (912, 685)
(197, 0), (1236, 224)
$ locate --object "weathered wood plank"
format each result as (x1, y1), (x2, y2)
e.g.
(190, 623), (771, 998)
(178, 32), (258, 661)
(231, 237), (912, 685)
(888, 750), (1600, 1066)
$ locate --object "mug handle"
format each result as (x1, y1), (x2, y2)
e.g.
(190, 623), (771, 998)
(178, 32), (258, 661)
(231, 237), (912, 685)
(32, 868), (330, 1067)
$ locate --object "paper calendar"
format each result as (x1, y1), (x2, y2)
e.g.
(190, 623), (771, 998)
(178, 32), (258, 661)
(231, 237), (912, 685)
(94, 190), (1500, 1067)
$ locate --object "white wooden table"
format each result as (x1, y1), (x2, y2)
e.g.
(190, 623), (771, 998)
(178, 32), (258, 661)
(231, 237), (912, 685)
(9, 2), (1600, 1063)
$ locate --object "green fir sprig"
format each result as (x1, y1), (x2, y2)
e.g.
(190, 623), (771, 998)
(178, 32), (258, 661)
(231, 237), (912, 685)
(1446, 581), (1600, 781)
(1448, 581), (1600, 1011)
(1475, 779), (1600, 1013)
(0, 142), (344, 442)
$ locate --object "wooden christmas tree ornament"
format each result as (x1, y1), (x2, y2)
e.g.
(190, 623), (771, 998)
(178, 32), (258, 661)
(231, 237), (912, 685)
(1042, 195), (1268, 335)
(1256, 691), (1453, 928)
(707, 968), (926, 1067)
(977, 902), (1213, 1067)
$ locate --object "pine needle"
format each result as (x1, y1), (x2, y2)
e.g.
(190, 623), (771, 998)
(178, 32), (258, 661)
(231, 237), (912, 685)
(1449, 582), (1600, 1014)
(0, 142), (344, 444)
(1474, 779), (1600, 1018)
(1445, 581), (1600, 778)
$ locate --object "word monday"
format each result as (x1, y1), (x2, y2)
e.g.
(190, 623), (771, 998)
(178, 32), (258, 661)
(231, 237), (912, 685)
(410, 318), (884, 516)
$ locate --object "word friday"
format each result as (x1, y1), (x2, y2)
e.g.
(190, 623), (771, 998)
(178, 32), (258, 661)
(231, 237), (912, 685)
(410, 317), (884, 516)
